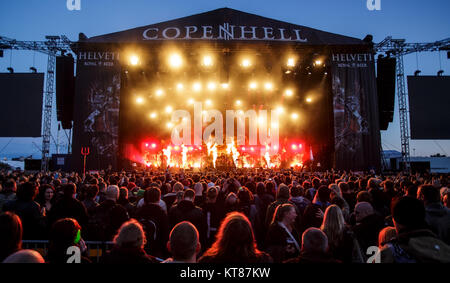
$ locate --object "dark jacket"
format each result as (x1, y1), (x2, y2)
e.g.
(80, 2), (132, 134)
(87, 200), (129, 241)
(301, 203), (325, 233)
(101, 246), (159, 264)
(265, 199), (293, 228)
(201, 201), (226, 248)
(353, 213), (386, 255)
(49, 197), (89, 229)
(134, 203), (169, 258)
(265, 222), (300, 262)
(3, 199), (44, 239)
(327, 227), (363, 263)
(424, 203), (450, 245)
(380, 229), (450, 263)
(81, 199), (99, 216)
(169, 200), (206, 243)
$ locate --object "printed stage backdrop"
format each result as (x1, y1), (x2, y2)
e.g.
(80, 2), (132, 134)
(72, 50), (121, 171)
(331, 53), (381, 170)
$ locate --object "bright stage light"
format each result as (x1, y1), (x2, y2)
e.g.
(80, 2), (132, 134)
(221, 83), (229, 89)
(129, 55), (139, 66)
(273, 145), (278, 150)
(292, 144), (297, 150)
(314, 59), (323, 66)
(155, 89), (164, 96)
(151, 143), (157, 149)
(174, 146), (180, 151)
(264, 82), (273, 91)
(258, 116), (265, 125)
(165, 106), (173, 113)
(205, 99), (212, 106)
(291, 113), (299, 119)
(166, 122), (173, 128)
(306, 97), (312, 103)
(236, 100), (242, 106)
(176, 83), (184, 91)
(193, 82), (202, 92)
(241, 59), (251, 68)
(202, 55), (213, 67)
(276, 106), (284, 114)
(249, 81), (258, 90)
(169, 53), (183, 69)
(242, 147), (246, 151)
(271, 122), (279, 129)
(287, 58), (295, 67)
(135, 96), (144, 104)
(237, 110), (244, 115)
(207, 82), (216, 91)
(187, 98), (195, 105)
(285, 89), (293, 97)
(298, 144), (303, 149)
(149, 112), (157, 119)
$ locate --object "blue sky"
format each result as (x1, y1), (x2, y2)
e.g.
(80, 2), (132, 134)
(0, 0), (449, 158)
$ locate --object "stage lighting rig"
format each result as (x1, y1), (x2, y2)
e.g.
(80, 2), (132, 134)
(169, 53), (183, 69)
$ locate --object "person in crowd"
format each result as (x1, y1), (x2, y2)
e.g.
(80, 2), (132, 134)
(265, 203), (300, 262)
(48, 183), (88, 231)
(164, 181), (184, 209)
(89, 185), (129, 241)
(265, 184), (292, 229)
(417, 184), (450, 245)
(379, 196), (450, 263)
(236, 186), (259, 229)
(2, 249), (45, 263)
(444, 192), (450, 208)
(201, 186), (225, 249)
(0, 212), (22, 262)
(169, 189), (206, 243)
(377, 226), (397, 249)
(134, 187), (169, 258)
(320, 205), (363, 263)
(47, 218), (90, 263)
(163, 221), (201, 263)
(289, 185), (310, 216)
(37, 184), (55, 215)
(118, 187), (135, 216)
(81, 184), (99, 216)
(284, 227), (340, 263)
(193, 182), (205, 207)
(102, 219), (159, 263)
(0, 179), (17, 211)
(198, 212), (272, 263)
(302, 186), (331, 232)
(3, 182), (44, 239)
(352, 201), (385, 256)
(340, 182), (356, 214)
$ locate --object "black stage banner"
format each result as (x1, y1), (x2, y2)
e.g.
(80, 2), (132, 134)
(331, 53), (381, 171)
(72, 50), (121, 171)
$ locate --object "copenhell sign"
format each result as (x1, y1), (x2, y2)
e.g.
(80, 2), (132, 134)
(142, 23), (308, 42)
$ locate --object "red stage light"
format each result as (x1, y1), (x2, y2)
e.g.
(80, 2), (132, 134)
(250, 147), (254, 152)
(298, 144), (303, 149)
(292, 144), (297, 150)
(145, 143), (149, 147)
(151, 143), (156, 149)
(242, 147), (246, 151)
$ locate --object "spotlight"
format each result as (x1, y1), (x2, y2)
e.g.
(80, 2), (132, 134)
(129, 55), (139, 66)
(187, 98), (195, 105)
(207, 82), (216, 91)
(285, 89), (293, 97)
(165, 106), (173, 113)
(241, 59), (251, 68)
(136, 97), (144, 104)
(236, 100), (242, 106)
(291, 113), (299, 120)
(306, 97), (312, 103)
(202, 55), (213, 67)
(205, 99), (212, 106)
(437, 70), (444, 76)
(275, 106), (284, 115)
(29, 67), (37, 73)
(242, 147), (246, 151)
(151, 143), (157, 149)
(258, 116), (265, 125)
(166, 122), (173, 129)
(414, 70), (421, 76)
(169, 53), (183, 69)
(292, 144), (297, 150)
(155, 89), (164, 96)
(176, 83), (184, 91)
(193, 82), (202, 92)
(221, 83), (229, 89)
(273, 145), (278, 150)
(174, 146), (180, 151)
(149, 112), (157, 119)
(287, 58), (295, 67)
(264, 82), (274, 91)
(314, 59), (323, 66)
(249, 81), (258, 89)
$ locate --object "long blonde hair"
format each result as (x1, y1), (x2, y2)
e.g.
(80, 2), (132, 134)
(320, 205), (346, 247)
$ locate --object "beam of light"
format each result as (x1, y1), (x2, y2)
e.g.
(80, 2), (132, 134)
(129, 55), (139, 66)
(169, 53), (183, 68)
(306, 97), (313, 103)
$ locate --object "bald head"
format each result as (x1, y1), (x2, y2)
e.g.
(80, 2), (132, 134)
(301, 228), (328, 253)
(168, 221), (199, 262)
(3, 250), (45, 263)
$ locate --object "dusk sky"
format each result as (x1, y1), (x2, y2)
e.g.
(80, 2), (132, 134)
(0, 0), (449, 159)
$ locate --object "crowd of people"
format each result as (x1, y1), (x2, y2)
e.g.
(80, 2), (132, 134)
(0, 168), (449, 263)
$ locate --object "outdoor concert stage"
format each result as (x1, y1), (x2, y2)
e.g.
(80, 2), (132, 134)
(70, 8), (381, 172)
